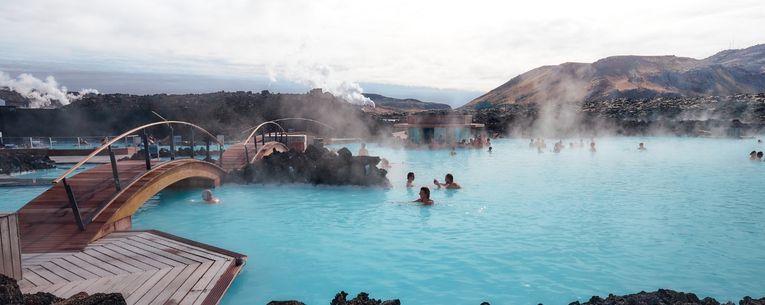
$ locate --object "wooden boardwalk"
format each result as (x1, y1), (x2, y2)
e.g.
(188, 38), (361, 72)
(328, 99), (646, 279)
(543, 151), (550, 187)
(18, 231), (246, 305)
(17, 159), (225, 253)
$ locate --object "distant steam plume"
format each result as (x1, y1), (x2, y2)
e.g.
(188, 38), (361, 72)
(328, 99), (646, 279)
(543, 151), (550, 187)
(0, 71), (99, 108)
(270, 64), (375, 107)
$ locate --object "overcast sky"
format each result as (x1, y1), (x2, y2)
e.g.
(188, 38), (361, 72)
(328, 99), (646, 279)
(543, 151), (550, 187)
(1, 0), (764, 94)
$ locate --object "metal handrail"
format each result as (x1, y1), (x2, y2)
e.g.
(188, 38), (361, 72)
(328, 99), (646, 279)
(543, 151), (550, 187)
(240, 118), (335, 135)
(242, 121), (287, 146)
(52, 121), (223, 184)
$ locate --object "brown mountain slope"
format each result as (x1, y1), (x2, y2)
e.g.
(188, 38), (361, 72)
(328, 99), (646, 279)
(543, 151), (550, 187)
(462, 44), (765, 109)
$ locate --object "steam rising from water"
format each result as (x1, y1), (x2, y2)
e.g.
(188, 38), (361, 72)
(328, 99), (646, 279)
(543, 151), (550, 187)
(0, 71), (99, 108)
(269, 64), (375, 107)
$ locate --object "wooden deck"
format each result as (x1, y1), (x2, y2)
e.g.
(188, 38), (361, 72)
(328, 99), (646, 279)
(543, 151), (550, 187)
(17, 160), (225, 253)
(18, 230), (246, 305)
(219, 143), (250, 172)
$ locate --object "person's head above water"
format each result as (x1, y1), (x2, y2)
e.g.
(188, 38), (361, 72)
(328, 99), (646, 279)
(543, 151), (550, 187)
(407, 172), (415, 181)
(420, 186), (430, 199)
(758, 151), (764, 159)
(202, 189), (218, 203)
(445, 173), (454, 183)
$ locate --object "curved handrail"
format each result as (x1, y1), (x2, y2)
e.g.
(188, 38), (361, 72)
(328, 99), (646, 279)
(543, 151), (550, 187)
(53, 121), (223, 184)
(242, 121), (287, 147)
(89, 158), (225, 221)
(249, 141), (290, 164)
(241, 118), (335, 135)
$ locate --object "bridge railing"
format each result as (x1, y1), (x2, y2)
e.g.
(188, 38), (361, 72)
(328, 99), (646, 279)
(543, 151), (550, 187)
(52, 121), (224, 231)
(240, 121), (288, 164)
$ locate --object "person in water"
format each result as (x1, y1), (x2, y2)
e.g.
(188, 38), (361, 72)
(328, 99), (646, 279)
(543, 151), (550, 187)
(750, 151), (758, 160)
(380, 158), (391, 169)
(406, 172), (415, 188)
(414, 186), (434, 205)
(488, 146), (493, 153)
(434, 173), (462, 189)
(450, 147), (457, 156)
(202, 189), (219, 204)
(758, 151), (764, 161)
(358, 143), (369, 156)
(590, 141), (597, 152)
(638, 143), (647, 151)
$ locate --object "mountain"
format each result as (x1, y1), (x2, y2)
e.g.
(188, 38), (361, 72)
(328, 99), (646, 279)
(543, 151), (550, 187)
(362, 93), (451, 113)
(462, 44), (765, 109)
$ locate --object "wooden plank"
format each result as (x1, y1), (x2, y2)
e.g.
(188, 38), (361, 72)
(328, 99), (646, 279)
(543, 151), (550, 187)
(98, 242), (173, 270)
(181, 259), (228, 305)
(124, 235), (199, 265)
(82, 248), (143, 274)
(134, 263), (186, 305)
(125, 267), (173, 305)
(49, 257), (99, 280)
(8, 214), (22, 279)
(90, 244), (158, 272)
(167, 260), (213, 305)
(147, 264), (202, 305)
(134, 234), (229, 262)
(26, 264), (68, 285)
(107, 239), (189, 267)
(39, 260), (86, 282)
(61, 255), (115, 277)
(72, 252), (124, 276)
(20, 267), (51, 287)
(118, 269), (160, 298)
(0, 216), (10, 276)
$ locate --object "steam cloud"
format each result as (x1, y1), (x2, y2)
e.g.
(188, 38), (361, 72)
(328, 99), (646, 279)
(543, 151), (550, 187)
(271, 64), (375, 107)
(0, 71), (99, 108)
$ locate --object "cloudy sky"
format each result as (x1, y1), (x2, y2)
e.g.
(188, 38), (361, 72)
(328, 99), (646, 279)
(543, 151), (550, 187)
(1, 0), (764, 104)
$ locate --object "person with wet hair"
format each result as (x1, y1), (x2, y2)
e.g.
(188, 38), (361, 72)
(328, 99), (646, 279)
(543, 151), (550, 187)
(758, 151), (764, 161)
(358, 143), (369, 156)
(406, 172), (415, 188)
(414, 186), (434, 205)
(434, 173), (462, 189)
(638, 143), (647, 151)
(750, 151), (758, 160)
(202, 189), (220, 204)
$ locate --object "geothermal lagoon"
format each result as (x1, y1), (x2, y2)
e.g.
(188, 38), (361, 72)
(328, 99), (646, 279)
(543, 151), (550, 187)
(104, 137), (765, 305)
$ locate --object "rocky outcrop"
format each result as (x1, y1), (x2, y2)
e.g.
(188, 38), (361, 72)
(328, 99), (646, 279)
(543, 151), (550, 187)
(0, 150), (56, 175)
(239, 145), (389, 187)
(330, 291), (400, 305)
(0, 275), (125, 305)
(569, 289), (765, 305)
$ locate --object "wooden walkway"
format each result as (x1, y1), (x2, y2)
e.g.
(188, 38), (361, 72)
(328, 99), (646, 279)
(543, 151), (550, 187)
(18, 230), (246, 305)
(17, 159), (225, 253)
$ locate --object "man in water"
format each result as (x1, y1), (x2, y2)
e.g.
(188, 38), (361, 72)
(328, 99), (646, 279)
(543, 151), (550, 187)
(638, 143), (647, 151)
(750, 151), (758, 160)
(414, 186), (434, 205)
(202, 189), (220, 204)
(758, 151), (764, 161)
(434, 173), (462, 189)
(406, 172), (415, 188)
(358, 143), (369, 156)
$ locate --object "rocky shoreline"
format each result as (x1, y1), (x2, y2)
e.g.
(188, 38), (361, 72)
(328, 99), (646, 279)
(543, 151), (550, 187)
(0, 150), (56, 175)
(463, 93), (765, 137)
(234, 145), (390, 187)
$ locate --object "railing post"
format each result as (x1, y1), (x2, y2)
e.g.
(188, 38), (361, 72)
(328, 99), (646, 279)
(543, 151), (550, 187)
(62, 178), (86, 231)
(169, 127), (176, 161)
(107, 145), (121, 191)
(205, 139), (211, 161)
(190, 128), (195, 159)
(142, 131), (151, 170)
(244, 145), (249, 164)
(219, 144), (224, 166)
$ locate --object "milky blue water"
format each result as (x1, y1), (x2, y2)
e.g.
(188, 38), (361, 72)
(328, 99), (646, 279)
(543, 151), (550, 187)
(5, 137), (764, 304)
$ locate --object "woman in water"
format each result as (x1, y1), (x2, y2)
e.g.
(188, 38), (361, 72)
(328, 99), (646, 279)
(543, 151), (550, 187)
(434, 173), (462, 189)
(406, 172), (415, 188)
(202, 189), (220, 204)
(414, 186), (434, 205)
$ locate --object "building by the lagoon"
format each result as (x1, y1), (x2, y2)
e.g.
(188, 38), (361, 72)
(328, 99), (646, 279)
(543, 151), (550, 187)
(394, 114), (485, 145)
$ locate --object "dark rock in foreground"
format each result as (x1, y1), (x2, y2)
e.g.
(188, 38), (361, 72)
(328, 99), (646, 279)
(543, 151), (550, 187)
(238, 145), (390, 187)
(0, 275), (126, 305)
(330, 291), (400, 305)
(569, 289), (765, 305)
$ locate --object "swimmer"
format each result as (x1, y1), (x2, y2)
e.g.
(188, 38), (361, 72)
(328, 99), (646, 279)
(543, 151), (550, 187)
(406, 172), (415, 188)
(358, 143), (369, 156)
(380, 158), (391, 169)
(750, 151), (758, 160)
(202, 189), (219, 204)
(758, 151), (764, 161)
(414, 186), (434, 205)
(590, 141), (597, 152)
(638, 143), (647, 151)
(529, 139), (535, 149)
(434, 173), (462, 189)
(488, 146), (493, 153)
(450, 147), (457, 156)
